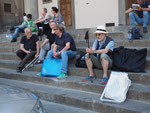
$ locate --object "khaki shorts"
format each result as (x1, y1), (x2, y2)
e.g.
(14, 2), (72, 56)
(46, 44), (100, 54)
(86, 53), (112, 69)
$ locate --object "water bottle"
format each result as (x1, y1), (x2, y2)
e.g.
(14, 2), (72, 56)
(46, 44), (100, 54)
(128, 30), (132, 40)
(81, 56), (85, 60)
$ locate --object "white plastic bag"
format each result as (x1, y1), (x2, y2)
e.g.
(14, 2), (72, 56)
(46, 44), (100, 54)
(100, 71), (131, 103)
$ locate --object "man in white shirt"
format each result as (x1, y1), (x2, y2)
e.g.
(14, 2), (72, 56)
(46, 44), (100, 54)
(34, 8), (51, 36)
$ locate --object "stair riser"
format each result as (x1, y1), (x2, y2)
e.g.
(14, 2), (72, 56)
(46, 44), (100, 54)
(0, 40), (149, 51)
(74, 33), (125, 40)
(0, 54), (19, 60)
(69, 68), (150, 86)
(0, 62), (150, 86)
(75, 40), (150, 48)
(0, 72), (149, 103)
(35, 91), (138, 113)
(77, 48), (150, 58)
(0, 47), (150, 59)
(17, 87), (140, 113)
(0, 78), (140, 113)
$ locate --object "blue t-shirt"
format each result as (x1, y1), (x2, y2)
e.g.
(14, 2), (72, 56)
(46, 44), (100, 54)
(92, 38), (114, 51)
(55, 32), (76, 51)
(52, 13), (64, 25)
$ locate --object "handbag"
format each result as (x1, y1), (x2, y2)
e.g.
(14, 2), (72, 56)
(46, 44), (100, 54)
(41, 59), (62, 77)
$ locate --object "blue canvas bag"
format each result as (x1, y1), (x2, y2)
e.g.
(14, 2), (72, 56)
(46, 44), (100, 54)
(41, 59), (62, 77)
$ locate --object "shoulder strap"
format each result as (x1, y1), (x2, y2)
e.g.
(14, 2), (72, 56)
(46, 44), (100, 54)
(96, 40), (100, 50)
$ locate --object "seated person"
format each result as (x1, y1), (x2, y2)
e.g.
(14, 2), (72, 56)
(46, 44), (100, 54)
(23, 13), (27, 21)
(51, 7), (64, 25)
(11, 14), (36, 42)
(34, 8), (51, 36)
(125, 0), (150, 33)
(36, 21), (56, 64)
(16, 28), (39, 73)
(46, 24), (77, 79)
(82, 25), (114, 84)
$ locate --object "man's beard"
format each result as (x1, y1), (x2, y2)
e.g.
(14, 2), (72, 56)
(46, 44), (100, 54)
(97, 39), (102, 42)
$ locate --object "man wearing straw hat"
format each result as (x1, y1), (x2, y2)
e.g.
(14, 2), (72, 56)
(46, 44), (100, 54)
(82, 25), (114, 84)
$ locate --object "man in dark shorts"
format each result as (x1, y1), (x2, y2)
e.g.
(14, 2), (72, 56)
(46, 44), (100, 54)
(82, 25), (114, 84)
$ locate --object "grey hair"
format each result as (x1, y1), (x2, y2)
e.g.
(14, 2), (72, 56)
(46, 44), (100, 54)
(43, 8), (47, 13)
(25, 27), (32, 33)
(55, 24), (65, 33)
(49, 21), (56, 24)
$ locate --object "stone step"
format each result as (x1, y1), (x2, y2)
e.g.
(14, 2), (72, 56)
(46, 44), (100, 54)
(0, 68), (149, 103)
(42, 100), (99, 113)
(72, 32), (125, 40)
(0, 51), (149, 71)
(68, 66), (150, 85)
(110, 25), (150, 33)
(0, 58), (149, 86)
(0, 45), (149, 57)
(0, 77), (150, 113)
(67, 27), (150, 40)
(0, 53), (76, 64)
(0, 39), (142, 49)
(77, 46), (150, 57)
(75, 39), (150, 47)
(108, 25), (150, 39)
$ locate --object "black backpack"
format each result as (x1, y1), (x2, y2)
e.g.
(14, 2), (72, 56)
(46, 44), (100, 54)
(75, 51), (87, 68)
(128, 28), (143, 40)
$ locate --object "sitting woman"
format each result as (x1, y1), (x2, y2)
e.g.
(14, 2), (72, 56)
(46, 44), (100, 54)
(51, 7), (65, 25)
(36, 21), (56, 64)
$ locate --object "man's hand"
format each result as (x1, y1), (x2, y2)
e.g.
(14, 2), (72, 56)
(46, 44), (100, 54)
(33, 21), (36, 25)
(86, 48), (94, 54)
(35, 53), (39, 58)
(53, 52), (61, 58)
(137, 6), (143, 11)
(24, 22), (27, 25)
(26, 51), (31, 54)
(125, 8), (133, 14)
(40, 44), (44, 48)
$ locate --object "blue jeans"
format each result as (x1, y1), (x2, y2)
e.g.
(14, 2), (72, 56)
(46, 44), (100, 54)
(129, 11), (150, 27)
(13, 24), (27, 39)
(39, 43), (50, 61)
(46, 50), (77, 74)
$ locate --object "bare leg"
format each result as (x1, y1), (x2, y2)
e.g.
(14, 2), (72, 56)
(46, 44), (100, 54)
(101, 58), (109, 78)
(85, 57), (94, 76)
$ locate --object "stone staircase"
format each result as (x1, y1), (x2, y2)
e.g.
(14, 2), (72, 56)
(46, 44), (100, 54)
(0, 26), (150, 113)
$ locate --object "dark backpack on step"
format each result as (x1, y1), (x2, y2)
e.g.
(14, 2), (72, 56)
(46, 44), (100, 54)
(75, 51), (87, 68)
(128, 28), (143, 40)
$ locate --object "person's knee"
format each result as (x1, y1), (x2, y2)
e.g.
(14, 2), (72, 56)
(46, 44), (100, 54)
(143, 11), (149, 16)
(100, 54), (110, 63)
(61, 50), (68, 56)
(129, 12), (134, 17)
(100, 53), (107, 60)
(16, 50), (21, 56)
(46, 50), (53, 58)
(16, 51), (19, 56)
